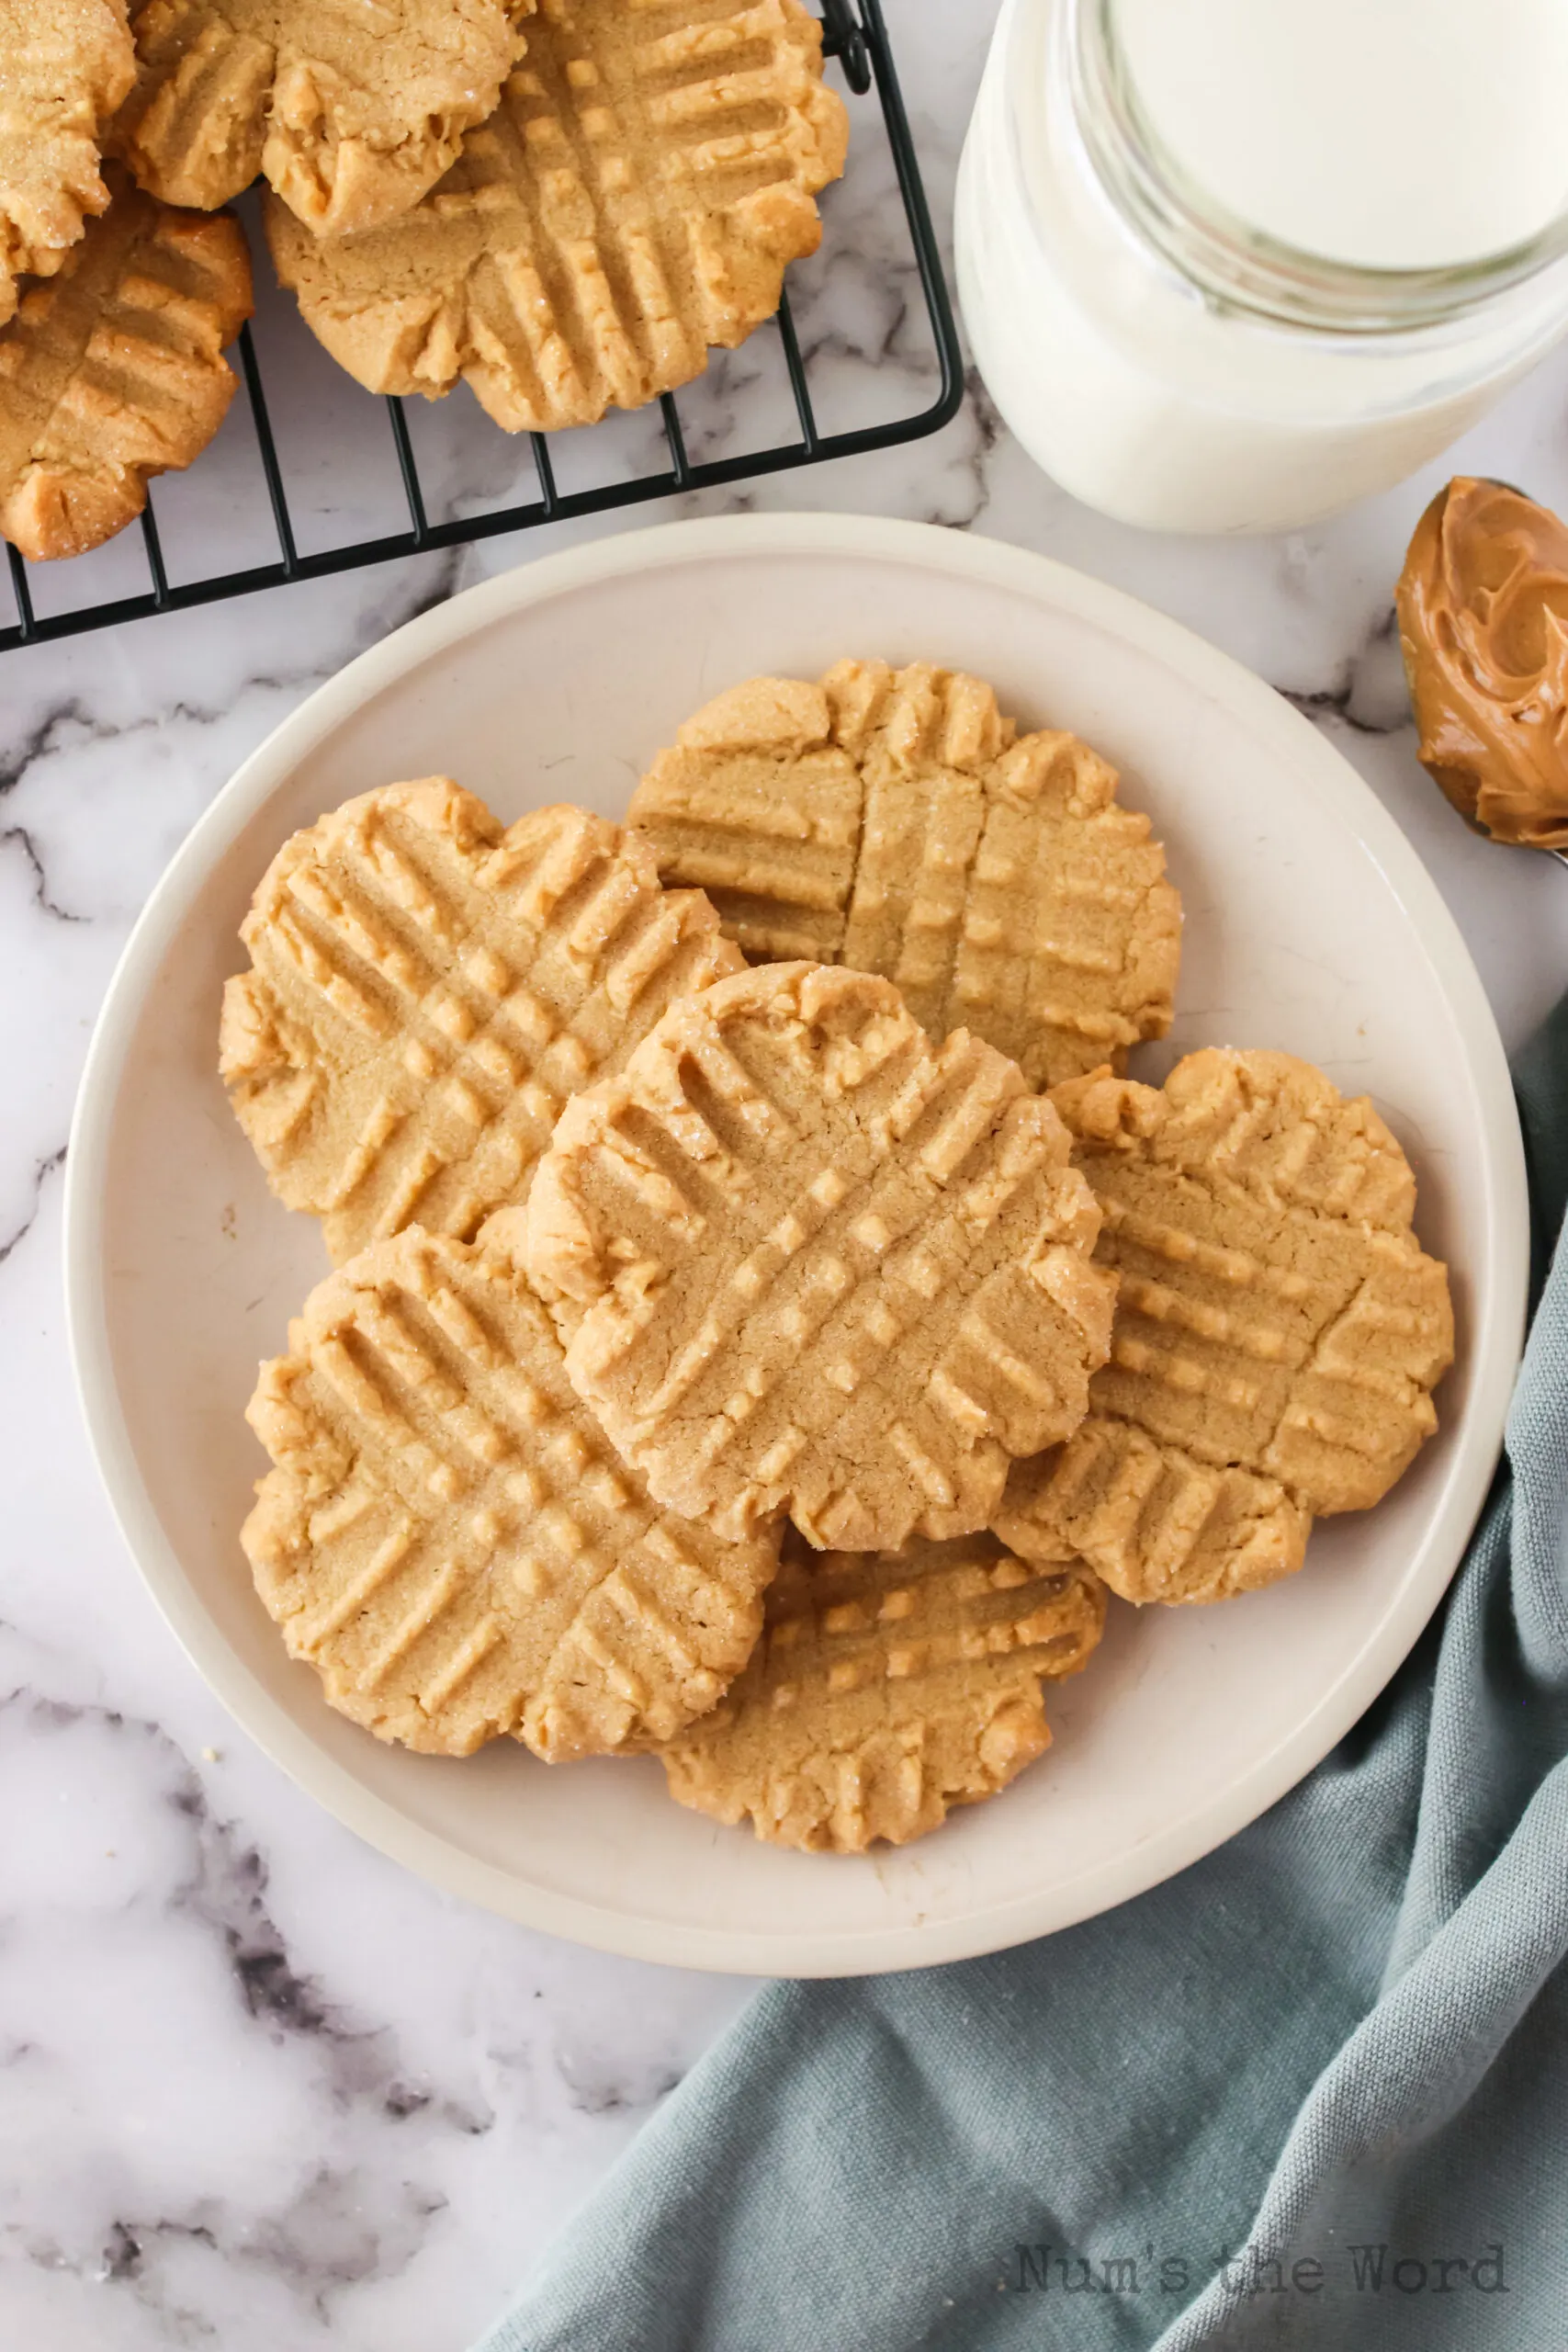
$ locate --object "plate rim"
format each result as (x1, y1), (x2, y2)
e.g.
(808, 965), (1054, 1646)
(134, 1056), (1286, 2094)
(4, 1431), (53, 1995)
(63, 511), (1529, 1976)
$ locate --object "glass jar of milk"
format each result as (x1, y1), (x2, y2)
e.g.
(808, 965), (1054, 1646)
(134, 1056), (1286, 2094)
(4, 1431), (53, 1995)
(955, 0), (1568, 533)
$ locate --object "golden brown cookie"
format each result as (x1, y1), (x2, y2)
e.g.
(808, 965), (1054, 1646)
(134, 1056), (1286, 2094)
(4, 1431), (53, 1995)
(117, 0), (532, 236)
(513, 960), (1118, 1553)
(660, 1533), (1105, 1851)
(628, 660), (1183, 1088)
(993, 1050), (1454, 1606)
(0, 0), (136, 329)
(220, 783), (743, 1265)
(243, 1227), (779, 1759)
(265, 0), (848, 433)
(0, 172), (251, 560)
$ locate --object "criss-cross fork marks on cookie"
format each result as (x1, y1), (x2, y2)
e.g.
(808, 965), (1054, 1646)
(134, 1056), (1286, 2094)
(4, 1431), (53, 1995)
(265, 0), (849, 432)
(243, 1229), (778, 1759)
(995, 1051), (1455, 1606)
(518, 961), (1118, 1554)
(220, 783), (742, 1264)
(628, 660), (1183, 1088)
(118, 0), (533, 235)
(0, 170), (252, 560)
(660, 1535), (1106, 1851)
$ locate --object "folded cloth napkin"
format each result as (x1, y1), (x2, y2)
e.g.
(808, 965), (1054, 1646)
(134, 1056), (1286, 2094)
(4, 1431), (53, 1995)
(475, 993), (1568, 2352)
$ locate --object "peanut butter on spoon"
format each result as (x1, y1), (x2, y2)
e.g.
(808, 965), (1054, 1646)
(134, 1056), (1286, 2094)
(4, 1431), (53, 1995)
(1396, 476), (1568, 852)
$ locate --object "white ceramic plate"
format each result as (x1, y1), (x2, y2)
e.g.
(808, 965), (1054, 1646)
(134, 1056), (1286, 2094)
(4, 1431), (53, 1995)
(66, 514), (1527, 1976)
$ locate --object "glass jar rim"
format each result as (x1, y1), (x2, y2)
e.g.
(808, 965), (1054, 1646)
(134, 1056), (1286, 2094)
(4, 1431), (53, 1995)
(1072, 0), (1568, 334)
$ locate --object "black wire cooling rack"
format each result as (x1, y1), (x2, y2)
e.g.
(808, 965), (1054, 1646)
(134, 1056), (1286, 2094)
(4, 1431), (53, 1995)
(0, 0), (962, 655)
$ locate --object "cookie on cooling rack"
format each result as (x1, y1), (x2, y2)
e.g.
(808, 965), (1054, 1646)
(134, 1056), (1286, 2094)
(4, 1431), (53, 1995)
(0, 171), (251, 561)
(117, 0), (533, 236)
(265, 0), (849, 434)
(0, 0), (135, 328)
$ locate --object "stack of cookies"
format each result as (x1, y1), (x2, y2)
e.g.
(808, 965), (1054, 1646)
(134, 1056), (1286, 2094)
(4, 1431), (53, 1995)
(0, 0), (848, 559)
(224, 660), (1454, 1853)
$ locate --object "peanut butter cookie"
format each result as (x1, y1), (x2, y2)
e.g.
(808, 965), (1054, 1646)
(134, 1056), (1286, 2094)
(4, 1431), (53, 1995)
(0, 172), (251, 560)
(220, 783), (743, 1264)
(243, 1227), (779, 1759)
(0, 0), (135, 328)
(265, 0), (848, 432)
(513, 961), (1117, 1553)
(628, 660), (1182, 1088)
(117, 0), (532, 236)
(993, 1051), (1454, 1605)
(660, 1532), (1104, 1851)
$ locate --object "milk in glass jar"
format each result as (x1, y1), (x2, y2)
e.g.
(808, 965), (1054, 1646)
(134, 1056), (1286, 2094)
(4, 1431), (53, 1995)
(954, 0), (1568, 533)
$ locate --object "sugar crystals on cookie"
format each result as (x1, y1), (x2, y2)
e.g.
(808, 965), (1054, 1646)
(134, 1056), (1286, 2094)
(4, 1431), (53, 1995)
(0, 0), (135, 328)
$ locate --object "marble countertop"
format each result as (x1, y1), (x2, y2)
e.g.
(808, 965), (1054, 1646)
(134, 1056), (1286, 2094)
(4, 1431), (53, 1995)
(4, 6), (1567, 2346)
